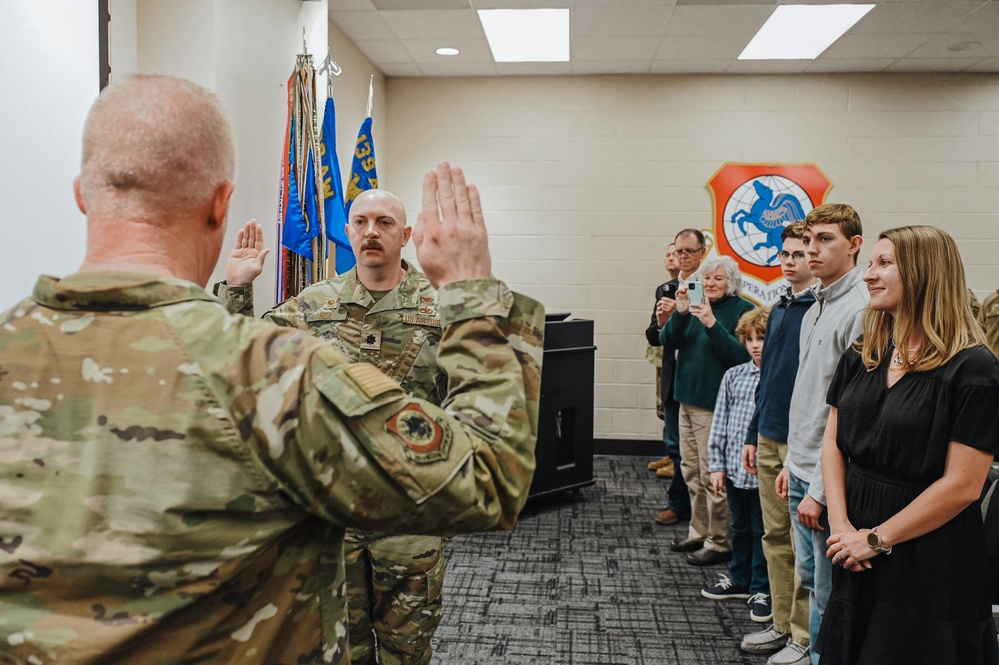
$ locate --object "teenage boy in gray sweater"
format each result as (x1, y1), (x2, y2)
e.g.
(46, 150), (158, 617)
(779, 204), (867, 665)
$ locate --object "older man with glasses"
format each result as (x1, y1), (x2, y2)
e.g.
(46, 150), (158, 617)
(646, 229), (706, 528)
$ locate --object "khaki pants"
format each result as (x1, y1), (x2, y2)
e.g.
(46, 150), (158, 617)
(757, 435), (810, 645)
(679, 403), (731, 552)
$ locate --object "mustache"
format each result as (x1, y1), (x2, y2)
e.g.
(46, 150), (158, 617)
(360, 239), (384, 251)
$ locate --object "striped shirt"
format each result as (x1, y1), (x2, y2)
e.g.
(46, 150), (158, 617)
(707, 360), (761, 490)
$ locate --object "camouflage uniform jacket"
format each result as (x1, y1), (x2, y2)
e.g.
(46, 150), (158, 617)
(216, 260), (445, 404)
(0, 270), (544, 665)
(980, 290), (999, 358)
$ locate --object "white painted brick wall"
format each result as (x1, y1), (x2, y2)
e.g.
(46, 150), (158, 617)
(383, 73), (999, 442)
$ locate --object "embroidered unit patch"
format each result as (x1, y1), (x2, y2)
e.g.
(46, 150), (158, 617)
(386, 403), (450, 462)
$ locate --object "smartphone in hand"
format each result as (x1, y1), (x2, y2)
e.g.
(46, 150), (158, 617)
(687, 281), (704, 305)
(663, 282), (678, 300)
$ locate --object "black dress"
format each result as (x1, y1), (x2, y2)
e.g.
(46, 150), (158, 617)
(816, 345), (999, 665)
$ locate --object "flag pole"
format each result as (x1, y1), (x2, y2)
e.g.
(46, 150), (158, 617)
(366, 74), (374, 118)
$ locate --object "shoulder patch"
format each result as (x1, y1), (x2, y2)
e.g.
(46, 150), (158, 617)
(343, 363), (400, 400)
(386, 403), (451, 463)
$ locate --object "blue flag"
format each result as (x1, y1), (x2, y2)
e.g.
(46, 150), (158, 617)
(281, 120), (322, 260)
(319, 97), (353, 274)
(345, 116), (378, 218)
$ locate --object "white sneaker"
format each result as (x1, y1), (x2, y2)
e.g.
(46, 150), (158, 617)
(767, 640), (810, 665)
(740, 624), (787, 655)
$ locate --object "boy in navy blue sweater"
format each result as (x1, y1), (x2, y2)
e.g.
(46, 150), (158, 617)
(739, 222), (817, 665)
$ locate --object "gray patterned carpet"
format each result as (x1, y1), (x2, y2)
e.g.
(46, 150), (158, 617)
(433, 455), (768, 664)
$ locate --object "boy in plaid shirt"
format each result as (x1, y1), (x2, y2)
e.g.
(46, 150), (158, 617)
(702, 307), (771, 623)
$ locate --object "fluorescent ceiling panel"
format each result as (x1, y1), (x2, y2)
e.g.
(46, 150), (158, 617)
(739, 4), (875, 60)
(477, 9), (570, 62)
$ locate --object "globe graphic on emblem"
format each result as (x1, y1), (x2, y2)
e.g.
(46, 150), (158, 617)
(724, 176), (814, 267)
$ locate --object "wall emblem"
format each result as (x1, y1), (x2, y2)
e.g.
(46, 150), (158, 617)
(707, 163), (832, 304)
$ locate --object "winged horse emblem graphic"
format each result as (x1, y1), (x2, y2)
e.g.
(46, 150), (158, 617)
(729, 180), (806, 264)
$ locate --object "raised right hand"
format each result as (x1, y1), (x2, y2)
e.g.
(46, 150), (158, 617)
(225, 220), (270, 286)
(413, 162), (491, 289)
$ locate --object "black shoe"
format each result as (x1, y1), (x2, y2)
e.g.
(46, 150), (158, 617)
(686, 547), (732, 566)
(669, 537), (704, 553)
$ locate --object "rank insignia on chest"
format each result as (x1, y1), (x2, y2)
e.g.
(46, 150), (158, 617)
(386, 403), (450, 463)
(419, 296), (435, 304)
(361, 330), (382, 350)
(325, 298), (339, 308)
(417, 306), (437, 316)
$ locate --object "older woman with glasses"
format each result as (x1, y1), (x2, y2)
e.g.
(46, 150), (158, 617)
(817, 226), (999, 664)
(658, 254), (755, 567)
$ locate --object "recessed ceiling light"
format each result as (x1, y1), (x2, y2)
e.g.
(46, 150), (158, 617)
(435, 47), (460, 56)
(948, 41), (982, 52)
(477, 9), (570, 63)
(739, 4), (875, 60)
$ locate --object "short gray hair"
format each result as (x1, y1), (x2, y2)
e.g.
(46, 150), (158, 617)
(699, 255), (742, 296)
(80, 74), (235, 219)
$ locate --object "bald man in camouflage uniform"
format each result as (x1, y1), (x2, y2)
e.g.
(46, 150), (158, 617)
(0, 74), (543, 665)
(217, 188), (449, 665)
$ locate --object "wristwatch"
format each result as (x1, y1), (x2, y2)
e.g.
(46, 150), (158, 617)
(866, 527), (892, 555)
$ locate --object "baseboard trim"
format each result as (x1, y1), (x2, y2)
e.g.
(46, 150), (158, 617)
(593, 438), (663, 456)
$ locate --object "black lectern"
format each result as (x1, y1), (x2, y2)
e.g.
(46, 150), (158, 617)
(528, 313), (596, 498)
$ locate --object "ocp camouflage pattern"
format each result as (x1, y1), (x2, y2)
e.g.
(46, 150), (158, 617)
(0, 270), (544, 664)
(220, 261), (447, 664)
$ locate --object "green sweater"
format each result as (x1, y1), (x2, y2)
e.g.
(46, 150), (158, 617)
(660, 294), (755, 411)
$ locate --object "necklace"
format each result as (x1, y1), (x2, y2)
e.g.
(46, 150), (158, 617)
(890, 338), (919, 367)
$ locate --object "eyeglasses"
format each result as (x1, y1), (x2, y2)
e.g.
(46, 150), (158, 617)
(778, 251), (807, 262)
(673, 247), (704, 257)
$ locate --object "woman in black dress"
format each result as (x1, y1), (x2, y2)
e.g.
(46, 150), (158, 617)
(817, 226), (999, 664)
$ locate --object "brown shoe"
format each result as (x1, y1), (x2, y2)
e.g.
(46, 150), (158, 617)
(655, 508), (687, 526)
(669, 537), (704, 553)
(647, 456), (671, 471)
(686, 547), (733, 567)
(656, 459), (675, 478)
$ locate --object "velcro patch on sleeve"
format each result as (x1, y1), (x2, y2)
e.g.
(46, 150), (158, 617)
(386, 403), (452, 464)
(343, 363), (401, 401)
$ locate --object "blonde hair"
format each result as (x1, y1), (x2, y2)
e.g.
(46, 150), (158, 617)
(736, 307), (769, 344)
(859, 225), (984, 372)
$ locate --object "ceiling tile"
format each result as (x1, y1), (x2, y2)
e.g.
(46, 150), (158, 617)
(572, 60), (652, 75)
(416, 62), (500, 76)
(331, 11), (395, 41)
(572, 6), (673, 37)
(378, 62), (426, 77)
(401, 38), (495, 63)
(655, 34), (745, 60)
(965, 58), (999, 72)
(370, 0), (469, 9)
(885, 57), (980, 72)
(472, 0), (571, 7)
(354, 40), (413, 64)
(850, 2), (985, 35)
(907, 32), (999, 59)
(649, 59), (731, 74)
(495, 62), (573, 76)
(380, 9), (483, 40)
(803, 58), (895, 73)
(821, 33), (935, 60)
(330, 0), (376, 10)
(726, 59), (810, 74)
(665, 5), (772, 36)
(943, 2), (999, 33)
(571, 36), (662, 61)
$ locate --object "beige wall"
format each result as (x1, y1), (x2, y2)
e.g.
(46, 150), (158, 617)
(385, 73), (999, 442)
